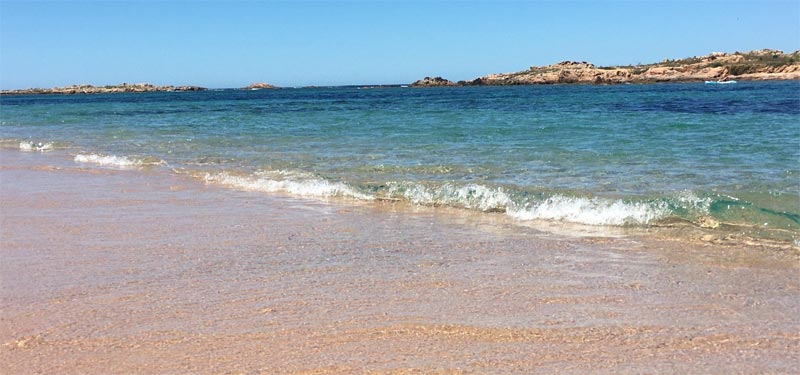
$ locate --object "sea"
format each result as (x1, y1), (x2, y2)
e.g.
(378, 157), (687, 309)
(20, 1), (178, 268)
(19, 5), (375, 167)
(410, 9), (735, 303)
(2, 81), (799, 244)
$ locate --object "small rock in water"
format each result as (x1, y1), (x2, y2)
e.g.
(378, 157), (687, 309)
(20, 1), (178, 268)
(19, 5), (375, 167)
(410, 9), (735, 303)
(698, 216), (720, 229)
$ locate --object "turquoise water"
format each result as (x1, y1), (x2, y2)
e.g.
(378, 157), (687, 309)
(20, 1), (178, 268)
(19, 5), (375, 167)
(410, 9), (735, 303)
(2, 82), (799, 241)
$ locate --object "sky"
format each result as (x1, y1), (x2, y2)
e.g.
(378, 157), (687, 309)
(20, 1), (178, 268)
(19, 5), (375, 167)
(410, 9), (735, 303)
(1, 0), (798, 89)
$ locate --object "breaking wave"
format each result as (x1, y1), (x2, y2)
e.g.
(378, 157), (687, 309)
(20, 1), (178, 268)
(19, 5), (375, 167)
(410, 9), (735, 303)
(74, 153), (163, 168)
(19, 141), (54, 152)
(506, 195), (670, 226)
(383, 182), (670, 225)
(204, 170), (374, 200)
(202, 172), (683, 226)
(383, 182), (512, 212)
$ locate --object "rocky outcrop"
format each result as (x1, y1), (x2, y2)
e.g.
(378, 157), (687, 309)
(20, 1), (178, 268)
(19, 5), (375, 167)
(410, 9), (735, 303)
(466, 61), (634, 85)
(733, 63), (800, 81)
(412, 49), (800, 86)
(174, 85), (206, 92)
(1, 83), (207, 95)
(244, 82), (278, 90)
(410, 76), (457, 87)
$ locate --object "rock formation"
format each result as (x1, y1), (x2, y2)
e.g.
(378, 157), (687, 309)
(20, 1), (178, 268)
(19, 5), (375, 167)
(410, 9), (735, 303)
(410, 76), (457, 87)
(412, 49), (800, 86)
(1, 83), (207, 95)
(244, 82), (278, 90)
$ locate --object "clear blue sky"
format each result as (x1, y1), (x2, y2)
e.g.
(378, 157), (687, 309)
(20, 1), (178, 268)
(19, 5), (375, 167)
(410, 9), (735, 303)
(1, 0), (798, 89)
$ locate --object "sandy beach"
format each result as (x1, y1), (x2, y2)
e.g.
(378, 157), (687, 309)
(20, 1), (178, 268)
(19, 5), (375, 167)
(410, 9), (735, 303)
(1, 149), (798, 374)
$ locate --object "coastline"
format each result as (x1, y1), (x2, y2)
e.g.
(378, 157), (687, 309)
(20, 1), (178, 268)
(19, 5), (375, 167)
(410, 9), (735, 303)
(0, 83), (208, 96)
(412, 49), (800, 86)
(4, 49), (798, 95)
(2, 149), (798, 374)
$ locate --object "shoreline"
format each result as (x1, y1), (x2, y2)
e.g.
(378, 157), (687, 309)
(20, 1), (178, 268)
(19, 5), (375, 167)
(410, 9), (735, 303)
(7, 139), (800, 250)
(2, 149), (798, 373)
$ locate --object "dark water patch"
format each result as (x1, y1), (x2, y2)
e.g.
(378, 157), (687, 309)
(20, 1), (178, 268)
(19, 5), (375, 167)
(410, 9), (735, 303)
(759, 207), (800, 225)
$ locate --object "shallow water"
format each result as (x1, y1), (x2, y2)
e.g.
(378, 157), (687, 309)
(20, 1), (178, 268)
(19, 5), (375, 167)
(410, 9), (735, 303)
(1, 150), (798, 374)
(2, 82), (798, 241)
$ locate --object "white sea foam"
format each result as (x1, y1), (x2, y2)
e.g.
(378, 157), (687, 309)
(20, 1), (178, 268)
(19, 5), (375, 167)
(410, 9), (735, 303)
(386, 182), (512, 211)
(206, 173), (670, 226)
(74, 154), (143, 167)
(205, 171), (374, 200)
(507, 195), (670, 226)
(19, 141), (53, 152)
(675, 190), (713, 212)
(383, 182), (669, 225)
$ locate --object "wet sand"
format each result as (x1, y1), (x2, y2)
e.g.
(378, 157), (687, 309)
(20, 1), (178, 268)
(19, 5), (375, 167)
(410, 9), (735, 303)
(1, 150), (798, 374)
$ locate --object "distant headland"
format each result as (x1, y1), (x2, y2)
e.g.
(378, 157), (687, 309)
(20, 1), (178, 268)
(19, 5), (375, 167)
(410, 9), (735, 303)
(3, 49), (798, 94)
(412, 49), (800, 86)
(0, 82), (288, 95)
(0, 83), (208, 95)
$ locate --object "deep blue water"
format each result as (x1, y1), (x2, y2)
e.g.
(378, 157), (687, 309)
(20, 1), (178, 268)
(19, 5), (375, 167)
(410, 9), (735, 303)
(2, 81), (799, 240)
